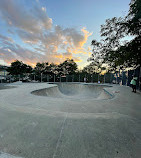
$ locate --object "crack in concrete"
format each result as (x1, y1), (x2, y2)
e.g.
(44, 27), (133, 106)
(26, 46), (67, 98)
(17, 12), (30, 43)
(52, 113), (68, 158)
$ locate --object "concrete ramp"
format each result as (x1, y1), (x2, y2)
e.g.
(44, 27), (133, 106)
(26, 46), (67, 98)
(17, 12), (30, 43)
(31, 83), (113, 100)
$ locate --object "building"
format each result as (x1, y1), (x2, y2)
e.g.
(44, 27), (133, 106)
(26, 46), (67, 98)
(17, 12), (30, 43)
(0, 65), (9, 82)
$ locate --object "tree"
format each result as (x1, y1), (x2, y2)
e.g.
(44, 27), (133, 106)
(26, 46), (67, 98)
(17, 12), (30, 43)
(34, 62), (46, 74)
(126, 0), (141, 36)
(89, 17), (125, 71)
(7, 60), (32, 75)
(125, 0), (141, 66)
(83, 62), (106, 74)
(49, 63), (58, 75)
(57, 59), (78, 76)
(90, 0), (141, 71)
(34, 62), (58, 75)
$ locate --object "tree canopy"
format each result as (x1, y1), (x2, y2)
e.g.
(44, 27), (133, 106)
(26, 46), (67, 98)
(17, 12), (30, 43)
(7, 60), (32, 75)
(90, 0), (141, 71)
(57, 59), (78, 76)
(8, 59), (78, 77)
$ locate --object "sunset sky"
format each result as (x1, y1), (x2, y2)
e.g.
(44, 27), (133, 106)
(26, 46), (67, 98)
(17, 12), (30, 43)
(0, 0), (130, 68)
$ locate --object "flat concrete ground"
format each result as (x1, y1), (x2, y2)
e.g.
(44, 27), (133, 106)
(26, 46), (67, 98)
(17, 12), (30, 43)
(0, 83), (141, 158)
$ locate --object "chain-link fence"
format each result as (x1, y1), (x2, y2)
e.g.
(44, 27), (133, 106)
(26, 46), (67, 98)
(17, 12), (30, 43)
(0, 73), (114, 84)
(1, 66), (141, 91)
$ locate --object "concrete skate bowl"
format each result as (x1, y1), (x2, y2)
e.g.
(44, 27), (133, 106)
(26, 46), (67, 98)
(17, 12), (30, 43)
(31, 83), (113, 100)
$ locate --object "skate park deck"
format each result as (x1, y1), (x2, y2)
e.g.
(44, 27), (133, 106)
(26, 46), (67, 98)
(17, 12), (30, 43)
(0, 82), (141, 158)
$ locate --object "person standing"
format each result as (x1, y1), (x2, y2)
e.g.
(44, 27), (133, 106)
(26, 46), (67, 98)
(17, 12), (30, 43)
(130, 76), (137, 93)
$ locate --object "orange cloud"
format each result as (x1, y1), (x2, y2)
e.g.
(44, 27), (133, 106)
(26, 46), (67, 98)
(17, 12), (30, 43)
(73, 57), (82, 63)
(72, 48), (87, 54)
(53, 54), (63, 58)
(79, 27), (92, 48)
(88, 52), (92, 57)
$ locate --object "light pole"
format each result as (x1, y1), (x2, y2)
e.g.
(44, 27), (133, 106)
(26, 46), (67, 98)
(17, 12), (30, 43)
(10, 75), (11, 83)
(60, 75), (61, 82)
(54, 74), (55, 82)
(79, 74), (80, 82)
(72, 75), (74, 82)
(91, 74), (93, 83)
(34, 74), (35, 81)
(104, 74), (106, 83)
(41, 73), (43, 82)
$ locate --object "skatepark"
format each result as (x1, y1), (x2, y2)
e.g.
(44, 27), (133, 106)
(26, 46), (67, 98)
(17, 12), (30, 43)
(0, 82), (141, 158)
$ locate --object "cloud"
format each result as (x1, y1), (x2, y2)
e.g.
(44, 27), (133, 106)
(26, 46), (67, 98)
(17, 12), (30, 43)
(0, 34), (42, 66)
(63, 28), (84, 48)
(0, 0), (52, 33)
(17, 30), (40, 44)
(73, 57), (82, 62)
(0, 0), (92, 67)
(80, 28), (92, 47)
(0, 34), (14, 43)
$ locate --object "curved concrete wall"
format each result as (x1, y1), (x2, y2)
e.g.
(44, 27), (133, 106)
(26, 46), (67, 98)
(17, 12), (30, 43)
(31, 83), (113, 100)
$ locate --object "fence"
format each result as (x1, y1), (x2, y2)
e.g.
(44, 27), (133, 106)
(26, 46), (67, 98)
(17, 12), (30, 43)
(24, 73), (114, 83)
(0, 73), (114, 84)
(113, 66), (141, 90)
(0, 66), (141, 91)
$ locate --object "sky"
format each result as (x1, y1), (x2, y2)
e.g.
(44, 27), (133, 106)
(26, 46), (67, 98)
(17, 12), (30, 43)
(0, 0), (131, 68)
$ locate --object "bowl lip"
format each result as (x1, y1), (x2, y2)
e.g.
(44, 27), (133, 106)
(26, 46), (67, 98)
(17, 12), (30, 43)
(31, 83), (114, 101)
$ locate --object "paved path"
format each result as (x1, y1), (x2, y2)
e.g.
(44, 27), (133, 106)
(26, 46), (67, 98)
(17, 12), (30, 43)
(0, 83), (141, 158)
